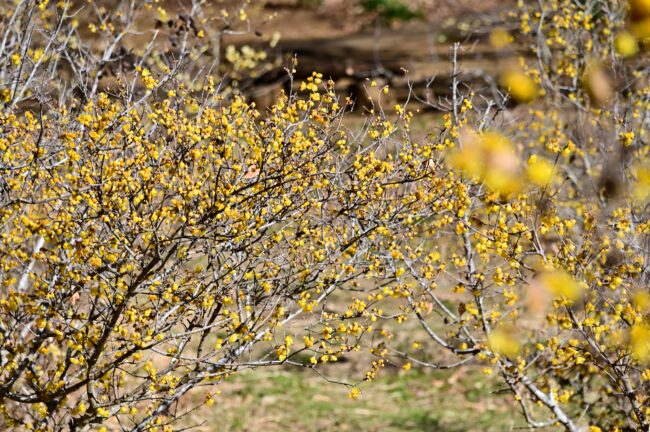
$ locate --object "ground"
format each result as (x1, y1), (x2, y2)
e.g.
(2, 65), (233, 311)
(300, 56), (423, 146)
(178, 367), (526, 431)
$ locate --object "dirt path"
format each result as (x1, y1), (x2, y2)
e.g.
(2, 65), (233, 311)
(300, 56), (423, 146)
(256, 0), (517, 41)
(235, 2), (525, 111)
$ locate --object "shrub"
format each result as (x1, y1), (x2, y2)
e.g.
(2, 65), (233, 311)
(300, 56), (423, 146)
(0, 1), (386, 429)
(368, 1), (650, 430)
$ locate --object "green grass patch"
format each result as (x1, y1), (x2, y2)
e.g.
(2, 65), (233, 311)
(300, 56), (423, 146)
(196, 366), (531, 431)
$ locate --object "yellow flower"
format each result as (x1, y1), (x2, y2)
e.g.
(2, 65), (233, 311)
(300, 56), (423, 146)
(71, 402), (87, 417)
(488, 327), (520, 357)
(630, 323), (650, 364)
(450, 129), (521, 194)
(140, 68), (157, 90)
(614, 32), (639, 58)
(631, 17), (650, 42)
(632, 164), (650, 203)
(619, 131), (635, 147)
(634, 292), (650, 313)
(582, 62), (613, 106)
(526, 155), (557, 187)
(490, 28), (512, 49)
(348, 387), (361, 399)
(538, 270), (583, 304)
(156, 6), (169, 21)
(500, 69), (538, 103)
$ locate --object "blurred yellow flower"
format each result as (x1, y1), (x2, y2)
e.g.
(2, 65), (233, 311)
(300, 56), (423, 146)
(488, 327), (520, 357)
(631, 18), (650, 42)
(633, 292), (650, 313)
(526, 155), (557, 186)
(582, 62), (613, 106)
(490, 28), (512, 49)
(632, 164), (650, 203)
(500, 69), (539, 103)
(450, 129), (521, 194)
(630, 323), (650, 364)
(614, 32), (639, 58)
(539, 270), (583, 304)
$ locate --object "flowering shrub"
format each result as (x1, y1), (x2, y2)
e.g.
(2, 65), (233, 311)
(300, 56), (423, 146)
(0, 0), (648, 431)
(0, 1), (386, 429)
(368, 1), (650, 430)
